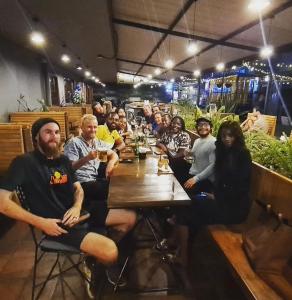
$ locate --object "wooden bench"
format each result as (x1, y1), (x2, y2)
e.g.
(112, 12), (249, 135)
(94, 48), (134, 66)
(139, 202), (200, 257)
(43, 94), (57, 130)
(0, 124), (25, 176)
(208, 225), (281, 300)
(208, 162), (292, 299)
(10, 112), (69, 141)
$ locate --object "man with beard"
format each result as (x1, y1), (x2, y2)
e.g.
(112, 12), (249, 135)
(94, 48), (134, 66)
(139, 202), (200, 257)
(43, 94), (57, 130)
(96, 112), (125, 151)
(183, 117), (216, 196)
(0, 118), (118, 297)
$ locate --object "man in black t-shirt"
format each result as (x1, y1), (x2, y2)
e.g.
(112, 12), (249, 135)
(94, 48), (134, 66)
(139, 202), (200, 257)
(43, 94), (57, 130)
(0, 118), (118, 266)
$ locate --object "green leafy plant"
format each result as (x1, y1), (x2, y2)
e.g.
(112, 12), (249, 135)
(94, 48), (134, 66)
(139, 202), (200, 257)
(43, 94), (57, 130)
(245, 131), (292, 179)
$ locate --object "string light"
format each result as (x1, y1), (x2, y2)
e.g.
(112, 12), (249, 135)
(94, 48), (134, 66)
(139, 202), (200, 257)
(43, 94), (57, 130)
(84, 71), (91, 77)
(216, 62), (225, 71)
(193, 69), (201, 77)
(154, 68), (161, 75)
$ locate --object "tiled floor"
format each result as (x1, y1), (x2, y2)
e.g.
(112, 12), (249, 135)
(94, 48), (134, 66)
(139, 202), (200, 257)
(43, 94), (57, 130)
(0, 220), (246, 300)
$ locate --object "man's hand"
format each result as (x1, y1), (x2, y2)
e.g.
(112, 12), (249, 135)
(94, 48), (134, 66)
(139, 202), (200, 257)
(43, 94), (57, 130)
(38, 218), (68, 236)
(62, 206), (81, 227)
(159, 144), (168, 153)
(184, 177), (196, 189)
(105, 161), (115, 178)
(86, 150), (98, 161)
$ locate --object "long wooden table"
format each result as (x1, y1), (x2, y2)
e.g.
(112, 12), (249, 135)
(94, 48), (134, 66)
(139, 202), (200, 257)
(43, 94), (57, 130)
(108, 152), (191, 209)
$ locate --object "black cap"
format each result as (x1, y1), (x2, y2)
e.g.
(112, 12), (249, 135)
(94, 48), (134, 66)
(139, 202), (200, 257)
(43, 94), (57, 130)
(196, 117), (212, 127)
(31, 118), (60, 142)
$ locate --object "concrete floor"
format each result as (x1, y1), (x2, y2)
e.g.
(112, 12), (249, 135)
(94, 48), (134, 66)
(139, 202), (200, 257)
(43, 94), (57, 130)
(0, 219), (246, 300)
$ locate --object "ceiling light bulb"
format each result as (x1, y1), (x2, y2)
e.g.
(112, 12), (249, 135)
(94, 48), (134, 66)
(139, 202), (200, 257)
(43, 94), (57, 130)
(231, 65), (237, 70)
(95, 78), (100, 83)
(61, 54), (70, 63)
(170, 78), (175, 83)
(216, 62), (225, 71)
(147, 74), (153, 79)
(193, 69), (201, 77)
(154, 68), (161, 75)
(30, 31), (45, 47)
(91, 76), (96, 80)
(76, 66), (82, 70)
(187, 40), (198, 55)
(248, 0), (271, 12)
(164, 59), (174, 69)
(85, 71), (91, 77)
(260, 45), (274, 58)
(180, 76), (184, 80)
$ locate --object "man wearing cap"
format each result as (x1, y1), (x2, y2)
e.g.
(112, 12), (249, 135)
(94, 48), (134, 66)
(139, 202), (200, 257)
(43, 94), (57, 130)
(0, 118), (118, 266)
(183, 117), (216, 195)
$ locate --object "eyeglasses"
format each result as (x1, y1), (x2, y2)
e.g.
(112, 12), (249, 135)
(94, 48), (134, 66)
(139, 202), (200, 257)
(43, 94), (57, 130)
(197, 122), (210, 128)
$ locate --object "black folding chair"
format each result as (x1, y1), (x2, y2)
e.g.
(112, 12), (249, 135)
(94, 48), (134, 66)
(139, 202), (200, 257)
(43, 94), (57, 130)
(15, 186), (92, 300)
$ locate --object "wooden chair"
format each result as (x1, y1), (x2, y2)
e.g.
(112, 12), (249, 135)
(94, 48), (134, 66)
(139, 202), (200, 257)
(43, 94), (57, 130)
(0, 124), (25, 176)
(10, 112), (69, 141)
(15, 186), (92, 300)
(247, 113), (277, 136)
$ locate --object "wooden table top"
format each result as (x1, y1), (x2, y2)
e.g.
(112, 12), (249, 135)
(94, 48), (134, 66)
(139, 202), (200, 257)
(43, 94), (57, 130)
(108, 151), (191, 208)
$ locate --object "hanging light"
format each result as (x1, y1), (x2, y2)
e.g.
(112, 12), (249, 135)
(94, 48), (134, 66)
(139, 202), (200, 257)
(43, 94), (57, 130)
(187, 40), (198, 55)
(91, 76), (96, 80)
(260, 45), (274, 58)
(164, 59), (174, 69)
(154, 68), (161, 75)
(84, 71), (91, 77)
(76, 65), (82, 71)
(248, 0), (271, 12)
(170, 78), (175, 83)
(147, 74), (153, 79)
(61, 54), (70, 63)
(95, 78), (100, 83)
(216, 62), (225, 71)
(231, 65), (237, 70)
(30, 31), (45, 47)
(193, 69), (201, 77)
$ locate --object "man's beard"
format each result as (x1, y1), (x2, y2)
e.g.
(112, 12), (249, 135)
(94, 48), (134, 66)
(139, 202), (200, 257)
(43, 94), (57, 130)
(38, 137), (61, 158)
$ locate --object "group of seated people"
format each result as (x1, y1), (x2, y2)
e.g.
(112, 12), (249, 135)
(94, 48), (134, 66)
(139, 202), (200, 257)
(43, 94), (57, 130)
(0, 101), (253, 297)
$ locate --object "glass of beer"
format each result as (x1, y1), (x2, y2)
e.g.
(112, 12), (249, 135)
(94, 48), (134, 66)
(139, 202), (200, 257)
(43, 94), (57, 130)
(97, 147), (108, 162)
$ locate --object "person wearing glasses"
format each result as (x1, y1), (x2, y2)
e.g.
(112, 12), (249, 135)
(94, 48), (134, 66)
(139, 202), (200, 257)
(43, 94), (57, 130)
(183, 117), (216, 196)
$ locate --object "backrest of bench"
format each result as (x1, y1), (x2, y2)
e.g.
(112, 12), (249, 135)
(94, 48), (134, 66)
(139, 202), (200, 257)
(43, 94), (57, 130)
(10, 112), (69, 141)
(0, 124), (25, 176)
(49, 106), (85, 125)
(250, 162), (292, 220)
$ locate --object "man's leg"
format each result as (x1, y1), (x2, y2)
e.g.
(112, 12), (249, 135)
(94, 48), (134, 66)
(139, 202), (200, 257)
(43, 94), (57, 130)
(105, 209), (137, 242)
(80, 232), (118, 265)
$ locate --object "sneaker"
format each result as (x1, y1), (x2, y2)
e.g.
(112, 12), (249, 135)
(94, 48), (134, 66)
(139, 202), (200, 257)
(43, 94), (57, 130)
(106, 264), (127, 287)
(83, 257), (95, 299)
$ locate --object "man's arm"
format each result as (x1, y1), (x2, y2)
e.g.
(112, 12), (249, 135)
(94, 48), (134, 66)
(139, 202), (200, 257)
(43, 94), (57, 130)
(114, 138), (126, 151)
(62, 182), (84, 226)
(105, 150), (119, 178)
(0, 189), (67, 236)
